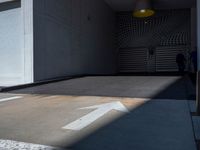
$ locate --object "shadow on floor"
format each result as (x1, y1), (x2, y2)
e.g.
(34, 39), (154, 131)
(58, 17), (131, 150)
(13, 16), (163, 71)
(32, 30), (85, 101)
(8, 76), (196, 100)
(152, 77), (196, 100)
(2, 76), (198, 149)
(61, 76), (197, 149)
(62, 100), (196, 150)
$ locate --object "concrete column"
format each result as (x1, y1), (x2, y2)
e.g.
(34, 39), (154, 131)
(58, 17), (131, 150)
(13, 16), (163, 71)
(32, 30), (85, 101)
(191, 8), (197, 52)
(197, 1), (200, 70)
(197, 0), (200, 115)
(21, 0), (34, 84)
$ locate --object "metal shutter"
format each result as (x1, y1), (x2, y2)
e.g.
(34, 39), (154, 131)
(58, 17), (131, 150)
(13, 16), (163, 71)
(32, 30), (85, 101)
(119, 47), (148, 73)
(156, 46), (190, 72)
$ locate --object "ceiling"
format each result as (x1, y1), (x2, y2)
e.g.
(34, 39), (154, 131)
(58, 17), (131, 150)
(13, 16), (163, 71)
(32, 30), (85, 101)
(104, 0), (196, 11)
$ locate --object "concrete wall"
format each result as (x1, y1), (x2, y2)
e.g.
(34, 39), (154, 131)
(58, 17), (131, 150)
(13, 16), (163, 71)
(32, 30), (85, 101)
(191, 8), (197, 50)
(197, 1), (200, 70)
(117, 10), (191, 48)
(33, 0), (117, 82)
(0, 8), (24, 86)
(22, 0), (34, 84)
(0, 0), (33, 86)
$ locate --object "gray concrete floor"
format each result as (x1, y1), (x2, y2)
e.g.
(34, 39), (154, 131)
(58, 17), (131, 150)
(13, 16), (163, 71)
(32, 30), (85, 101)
(0, 94), (197, 150)
(11, 76), (196, 100)
(0, 76), (197, 150)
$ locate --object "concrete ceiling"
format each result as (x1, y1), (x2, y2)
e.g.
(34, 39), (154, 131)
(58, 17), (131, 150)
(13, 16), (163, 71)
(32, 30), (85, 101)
(104, 0), (196, 11)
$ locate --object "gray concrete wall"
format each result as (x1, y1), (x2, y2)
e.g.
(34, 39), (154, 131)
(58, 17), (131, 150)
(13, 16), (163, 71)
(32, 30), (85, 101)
(191, 8), (197, 51)
(33, 0), (117, 82)
(117, 10), (191, 48)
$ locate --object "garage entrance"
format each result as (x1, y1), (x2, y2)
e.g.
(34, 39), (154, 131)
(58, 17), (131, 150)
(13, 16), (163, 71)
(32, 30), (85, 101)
(0, 0), (196, 86)
(0, 0), (198, 150)
(119, 46), (190, 73)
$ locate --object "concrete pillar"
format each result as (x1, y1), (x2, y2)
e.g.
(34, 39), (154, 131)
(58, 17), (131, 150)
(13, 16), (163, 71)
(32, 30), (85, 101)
(191, 8), (197, 52)
(198, 1), (200, 70)
(21, 0), (34, 84)
(197, 0), (200, 115)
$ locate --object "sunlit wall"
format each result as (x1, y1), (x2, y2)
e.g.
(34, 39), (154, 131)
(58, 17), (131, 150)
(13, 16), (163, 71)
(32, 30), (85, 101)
(0, 0), (33, 86)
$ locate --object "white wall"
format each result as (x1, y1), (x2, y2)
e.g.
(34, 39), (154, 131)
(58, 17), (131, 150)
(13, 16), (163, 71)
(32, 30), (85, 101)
(33, 0), (117, 81)
(0, 8), (24, 86)
(0, 0), (33, 86)
(22, 0), (33, 84)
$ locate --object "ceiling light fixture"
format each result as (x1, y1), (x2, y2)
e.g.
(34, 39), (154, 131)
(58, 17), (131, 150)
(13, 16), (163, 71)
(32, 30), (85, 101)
(133, 0), (155, 18)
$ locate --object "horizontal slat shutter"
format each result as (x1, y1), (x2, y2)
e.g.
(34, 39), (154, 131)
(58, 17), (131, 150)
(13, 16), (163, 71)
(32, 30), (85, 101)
(156, 46), (189, 72)
(119, 47), (148, 72)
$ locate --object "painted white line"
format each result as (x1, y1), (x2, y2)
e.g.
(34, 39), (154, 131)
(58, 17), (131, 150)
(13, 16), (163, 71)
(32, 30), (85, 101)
(0, 96), (23, 103)
(63, 101), (129, 131)
(0, 139), (63, 150)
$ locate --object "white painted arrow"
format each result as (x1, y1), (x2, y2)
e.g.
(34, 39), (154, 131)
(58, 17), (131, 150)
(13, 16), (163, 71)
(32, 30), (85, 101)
(62, 101), (129, 131)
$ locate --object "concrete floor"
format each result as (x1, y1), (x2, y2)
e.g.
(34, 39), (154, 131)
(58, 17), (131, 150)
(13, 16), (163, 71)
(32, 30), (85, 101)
(0, 76), (197, 150)
(11, 76), (195, 100)
(0, 94), (197, 150)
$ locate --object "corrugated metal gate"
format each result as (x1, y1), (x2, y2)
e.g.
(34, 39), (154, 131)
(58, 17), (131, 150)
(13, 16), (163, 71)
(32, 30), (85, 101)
(156, 46), (190, 72)
(119, 47), (148, 73)
(119, 46), (190, 73)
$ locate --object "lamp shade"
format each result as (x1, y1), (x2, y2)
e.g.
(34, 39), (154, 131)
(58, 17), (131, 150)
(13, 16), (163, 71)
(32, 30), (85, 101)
(133, 0), (155, 18)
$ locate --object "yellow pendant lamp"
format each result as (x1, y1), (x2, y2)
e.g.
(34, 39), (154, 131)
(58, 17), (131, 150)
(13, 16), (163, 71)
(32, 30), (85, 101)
(133, 0), (155, 18)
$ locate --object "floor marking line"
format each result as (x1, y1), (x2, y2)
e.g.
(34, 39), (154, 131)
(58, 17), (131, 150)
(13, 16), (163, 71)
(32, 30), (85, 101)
(0, 96), (23, 103)
(63, 101), (129, 131)
(0, 139), (63, 150)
